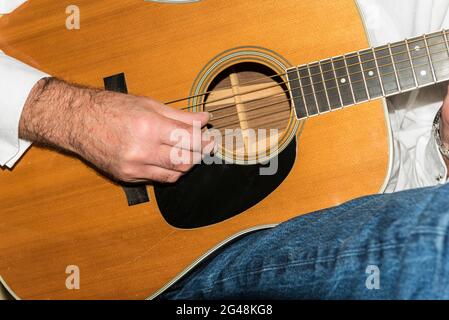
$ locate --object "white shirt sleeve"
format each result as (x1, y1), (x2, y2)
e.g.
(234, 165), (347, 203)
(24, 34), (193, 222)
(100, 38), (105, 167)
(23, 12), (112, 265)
(0, 53), (49, 167)
(0, 0), (27, 14)
(0, 0), (49, 168)
(357, 0), (449, 192)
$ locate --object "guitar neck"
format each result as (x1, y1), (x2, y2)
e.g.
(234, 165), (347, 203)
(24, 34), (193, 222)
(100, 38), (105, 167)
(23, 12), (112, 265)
(287, 29), (449, 119)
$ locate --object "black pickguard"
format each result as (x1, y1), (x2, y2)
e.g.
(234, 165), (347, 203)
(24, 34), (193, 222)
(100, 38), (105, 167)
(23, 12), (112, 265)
(154, 139), (297, 229)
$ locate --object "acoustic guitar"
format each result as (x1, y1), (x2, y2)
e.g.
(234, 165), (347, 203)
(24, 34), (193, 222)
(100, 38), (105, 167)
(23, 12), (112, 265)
(0, 0), (444, 299)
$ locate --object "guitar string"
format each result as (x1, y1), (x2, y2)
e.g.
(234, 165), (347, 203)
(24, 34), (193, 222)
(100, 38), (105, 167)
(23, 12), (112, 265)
(181, 39), (449, 111)
(206, 48), (449, 122)
(192, 33), (449, 151)
(166, 31), (448, 108)
(186, 42), (449, 110)
(212, 98), (292, 129)
(211, 58), (449, 131)
(168, 30), (446, 106)
(213, 57), (449, 130)
(211, 94), (291, 122)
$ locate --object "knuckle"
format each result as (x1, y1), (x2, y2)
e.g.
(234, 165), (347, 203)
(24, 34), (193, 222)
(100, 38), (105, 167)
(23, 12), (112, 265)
(158, 152), (176, 170)
(122, 145), (141, 163)
(134, 117), (153, 137)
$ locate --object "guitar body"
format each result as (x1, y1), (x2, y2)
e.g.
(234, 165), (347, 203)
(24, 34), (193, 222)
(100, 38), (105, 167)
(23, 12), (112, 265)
(0, 0), (390, 299)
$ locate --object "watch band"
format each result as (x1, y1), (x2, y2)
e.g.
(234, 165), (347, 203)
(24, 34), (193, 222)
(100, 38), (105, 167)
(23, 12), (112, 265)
(432, 107), (449, 159)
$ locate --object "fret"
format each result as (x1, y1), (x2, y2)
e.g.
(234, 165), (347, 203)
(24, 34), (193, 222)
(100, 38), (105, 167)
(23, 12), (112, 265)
(372, 48), (385, 96)
(357, 52), (370, 99)
(307, 64), (320, 113)
(286, 67), (308, 119)
(390, 40), (416, 90)
(406, 36), (433, 86)
(298, 65), (319, 116)
(423, 34), (437, 82)
(318, 61), (332, 111)
(332, 56), (355, 106)
(296, 68), (309, 117)
(330, 60), (344, 108)
(320, 59), (342, 109)
(375, 45), (400, 95)
(342, 56), (357, 103)
(403, 39), (419, 87)
(359, 49), (383, 99)
(387, 43), (402, 92)
(309, 62), (331, 113)
(443, 30), (449, 55)
(426, 31), (449, 82)
(345, 53), (368, 102)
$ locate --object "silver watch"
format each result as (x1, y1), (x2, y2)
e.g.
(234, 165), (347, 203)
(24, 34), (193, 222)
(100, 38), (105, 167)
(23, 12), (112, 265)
(432, 107), (449, 159)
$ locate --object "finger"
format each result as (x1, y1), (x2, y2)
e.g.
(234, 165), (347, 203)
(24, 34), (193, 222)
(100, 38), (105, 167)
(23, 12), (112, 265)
(155, 145), (202, 172)
(140, 165), (184, 184)
(159, 118), (216, 153)
(157, 104), (210, 127)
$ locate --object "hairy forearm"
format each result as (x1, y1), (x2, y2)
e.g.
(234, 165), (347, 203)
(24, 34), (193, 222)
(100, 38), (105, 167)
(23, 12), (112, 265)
(19, 77), (97, 155)
(18, 78), (125, 178)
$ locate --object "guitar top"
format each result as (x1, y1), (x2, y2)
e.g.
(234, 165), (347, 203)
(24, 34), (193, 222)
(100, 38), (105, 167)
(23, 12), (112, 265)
(0, 0), (389, 299)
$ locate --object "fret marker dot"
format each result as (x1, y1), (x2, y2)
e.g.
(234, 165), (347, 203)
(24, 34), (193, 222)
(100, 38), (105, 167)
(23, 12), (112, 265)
(420, 70), (427, 77)
(368, 71), (374, 77)
(340, 78), (346, 84)
(414, 45), (420, 51)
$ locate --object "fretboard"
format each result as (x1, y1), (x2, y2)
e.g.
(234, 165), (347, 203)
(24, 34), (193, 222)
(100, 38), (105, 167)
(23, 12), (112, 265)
(286, 29), (449, 119)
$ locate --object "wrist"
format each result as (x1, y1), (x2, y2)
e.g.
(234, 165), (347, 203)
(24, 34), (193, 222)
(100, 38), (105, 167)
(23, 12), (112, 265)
(433, 107), (449, 173)
(19, 78), (95, 156)
(440, 115), (449, 148)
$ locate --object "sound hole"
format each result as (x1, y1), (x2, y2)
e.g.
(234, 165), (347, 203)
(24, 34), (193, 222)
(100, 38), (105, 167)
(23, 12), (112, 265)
(204, 62), (293, 163)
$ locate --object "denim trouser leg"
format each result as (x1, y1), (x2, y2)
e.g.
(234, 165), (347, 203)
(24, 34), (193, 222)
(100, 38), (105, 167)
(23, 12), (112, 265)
(160, 183), (449, 299)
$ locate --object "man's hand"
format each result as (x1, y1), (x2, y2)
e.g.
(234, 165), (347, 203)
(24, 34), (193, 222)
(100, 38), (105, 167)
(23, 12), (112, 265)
(19, 78), (213, 183)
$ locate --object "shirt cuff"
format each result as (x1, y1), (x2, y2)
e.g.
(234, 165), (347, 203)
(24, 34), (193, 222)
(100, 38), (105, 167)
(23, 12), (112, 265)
(0, 53), (49, 168)
(426, 132), (448, 184)
(0, 0), (27, 14)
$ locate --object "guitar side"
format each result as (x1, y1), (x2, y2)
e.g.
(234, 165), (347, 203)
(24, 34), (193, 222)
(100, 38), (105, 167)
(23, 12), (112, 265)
(0, 0), (390, 299)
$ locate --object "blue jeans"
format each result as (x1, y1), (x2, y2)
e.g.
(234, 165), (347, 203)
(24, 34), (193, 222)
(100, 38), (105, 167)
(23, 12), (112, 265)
(160, 183), (449, 299)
